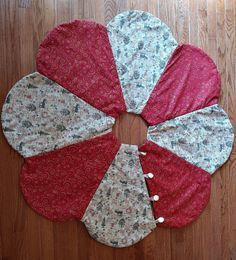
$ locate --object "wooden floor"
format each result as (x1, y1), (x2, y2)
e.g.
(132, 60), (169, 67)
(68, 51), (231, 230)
(0, 0), (236, 259)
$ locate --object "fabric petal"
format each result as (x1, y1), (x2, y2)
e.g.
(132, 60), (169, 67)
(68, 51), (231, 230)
(36, 20), (126, 118)
(107, 10), (177, 114)
(147, 104), (234, 174)
(82, 144), (156, 247)
(139, 141), (211, 228)
(1, 72), (115, 157)
(20, 133), (120, 221)
(141, 44), (220, 125)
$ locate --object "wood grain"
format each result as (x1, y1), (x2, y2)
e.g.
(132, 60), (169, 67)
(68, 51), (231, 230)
(0, 0), (236, 259)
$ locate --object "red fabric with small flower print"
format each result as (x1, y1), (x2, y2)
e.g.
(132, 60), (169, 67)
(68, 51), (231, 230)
(141, 44), (220, 125)
(139, 141), (211, 228)
(20, 133), (120, 221)
(37, 20), (126, 118)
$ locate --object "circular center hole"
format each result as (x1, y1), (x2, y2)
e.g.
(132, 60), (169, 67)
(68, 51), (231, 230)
(112, 112), (148, 145)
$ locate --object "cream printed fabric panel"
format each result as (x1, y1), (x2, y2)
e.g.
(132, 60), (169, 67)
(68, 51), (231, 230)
(107, 10), (177, 114)
(1, 72), (115, 157)
(82, 144), (156, 247)
(148, 104), (234, 174)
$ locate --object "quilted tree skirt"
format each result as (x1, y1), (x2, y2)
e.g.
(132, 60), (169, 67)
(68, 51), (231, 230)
(1, 10), (234, 248)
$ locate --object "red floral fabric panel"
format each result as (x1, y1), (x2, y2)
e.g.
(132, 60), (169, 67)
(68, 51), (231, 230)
(37, 20), (126, 118)
(20, 133), (120, 221)
(139, 141), (211, 228)
(141, 44), (220, 125)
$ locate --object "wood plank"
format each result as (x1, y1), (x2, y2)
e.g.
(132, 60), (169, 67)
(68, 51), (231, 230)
(189, 0), (198, 45)
(222, 0), (236, 260)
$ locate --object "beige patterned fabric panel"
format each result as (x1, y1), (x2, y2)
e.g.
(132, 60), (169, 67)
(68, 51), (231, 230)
(82, 144), (156, 247)
(1, 72), (115, 157)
